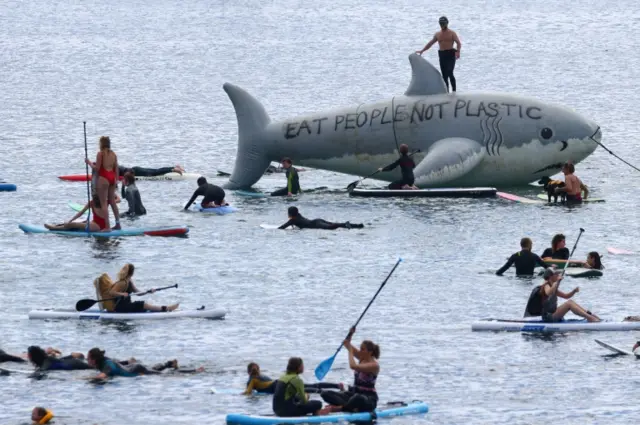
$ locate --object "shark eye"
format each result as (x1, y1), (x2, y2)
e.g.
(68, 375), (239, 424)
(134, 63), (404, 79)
(541, 128), (553, 140)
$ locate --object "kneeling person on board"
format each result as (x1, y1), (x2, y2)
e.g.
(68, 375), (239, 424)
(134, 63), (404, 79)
(496, 237), (550, 276)
(120, 172), (147, 217)
(245, 362), (343, 395)
(27, 346), (92, 371)
(44, 192), (109, 233)
(272, 357), (323, 417)
(106, 263), (179, 313)
(271, 158), (301, 197)
(378, 144), (417, 190)
(184, 177), (228, 209)
(554, 162), (589, 203)
(540, 233), (570, 260)
(31, 407), (54, 425)
(279, 207), (364, 230)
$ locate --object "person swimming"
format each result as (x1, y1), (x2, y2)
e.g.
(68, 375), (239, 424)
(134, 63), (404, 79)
(584, 251), (604, 270)
(31, 407), (54, 425)
(244, 362), (342, 395)
(378, 144), (417, 190)
(540, 234), (570, 260)
(272, 357), (323, 417)
(496, 237), (551, 276)
(271, 158), (301, 197)
(278, 207), (364, 230)
(27, 346), (92, 371)
(120, 172), (146, 217)
(44, 192), (109, 232)
(108, 263), (179, 313)
(184, 177), (228, 209)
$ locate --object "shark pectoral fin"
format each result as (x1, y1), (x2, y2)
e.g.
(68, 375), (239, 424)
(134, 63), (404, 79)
(414, 138), (485, 186)
(404, 53), (448, 97)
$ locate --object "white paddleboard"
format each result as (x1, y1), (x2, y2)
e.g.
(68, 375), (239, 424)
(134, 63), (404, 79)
(260, 224), (293, 230)
(536, 194), (605, 203)
(594, 339), (639, 356)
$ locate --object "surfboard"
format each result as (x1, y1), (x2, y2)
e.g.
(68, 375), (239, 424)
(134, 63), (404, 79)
(18, 224), (189, 237)
(538, 267), (603, 278)
(210, 387), (265, 395)
(594, 339), (639, 356)
(0, 183), (17, 192)
(58, 173), (202, 182)
(260, 224), (295, 230)
(496, 192), (543, 204)
(607, 247), (635, 255)
(536, 194), (605, 203)
(196, 205), (238, 215)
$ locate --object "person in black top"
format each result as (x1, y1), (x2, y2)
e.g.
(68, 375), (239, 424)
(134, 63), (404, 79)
(120, 172), (147, 217)
(540, 234), (570, 260)
(271, 158), (301, 197)
(378, 144), (417, 190)
(278, 207), (364, 230)
(184, 177), (228, 209)
(496, 237), (550, 276)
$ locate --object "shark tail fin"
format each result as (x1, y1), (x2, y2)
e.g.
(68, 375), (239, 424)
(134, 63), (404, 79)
(222, 83), (273, 189)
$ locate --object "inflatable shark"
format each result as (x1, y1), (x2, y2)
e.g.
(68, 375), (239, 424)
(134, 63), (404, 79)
(222, 54), (601, 189)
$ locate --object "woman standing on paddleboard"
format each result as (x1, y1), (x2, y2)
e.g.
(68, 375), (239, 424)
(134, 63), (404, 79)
(85, 136), (121, 230)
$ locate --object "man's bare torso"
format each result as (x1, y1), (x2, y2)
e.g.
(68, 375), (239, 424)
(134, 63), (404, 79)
(435, 29), (457, 50)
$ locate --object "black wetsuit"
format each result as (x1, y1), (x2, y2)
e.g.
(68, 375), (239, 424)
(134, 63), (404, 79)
(278, 214), (363, 230)
(184, 183), (226, 209)
(541, 284), (559, 322)
(121, 184), (147, 217)
(540, 247), (570, 260)
(496, 250), (549, 276)
(321, 370), (378, 413)
(37, 355), (92, 371)
(438, 49), (457, 92)
(119, 166), (175, 177)
(0, 349), (25, 363)
(271, 167), (301, 197)
(382, 154), (415, 189)
(114, 280), (147, 314)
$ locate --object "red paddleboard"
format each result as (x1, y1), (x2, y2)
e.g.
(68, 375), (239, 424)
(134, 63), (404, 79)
(144, 227), (189, 237)
(607, 247), (635, 255)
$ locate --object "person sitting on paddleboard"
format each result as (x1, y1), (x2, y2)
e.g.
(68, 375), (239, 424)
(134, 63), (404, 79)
(271, 158), (301, 197)
(537, 269), (600, 323)
(31, 407), (54, 425)
(244, 362), (343, 395)
(27, 346), (92, 371)
(109, 263), (179, 314)
(278, 206), (364, 230)
(120, 172), (146, 217)
(272, 357), (323, 417)
(583, 251), (604, 270)
(44, 192), (110, 233)
(319, 327), (380, 414)
(554, 162), (588, 203)
(496, 237), (551, 276)
(540, 234), (570, 260)
(378, 144), (417, 190)
(184, 177), (228, 209)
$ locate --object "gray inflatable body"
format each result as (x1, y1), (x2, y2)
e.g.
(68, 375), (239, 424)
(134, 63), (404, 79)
(223, 54), (601, 189)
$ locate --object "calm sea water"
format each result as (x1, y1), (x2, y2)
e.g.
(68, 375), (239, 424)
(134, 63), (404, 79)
(2, 1), (640, 424)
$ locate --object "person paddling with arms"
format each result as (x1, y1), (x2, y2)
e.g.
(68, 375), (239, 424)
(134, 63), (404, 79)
(184, 177), (228, 209)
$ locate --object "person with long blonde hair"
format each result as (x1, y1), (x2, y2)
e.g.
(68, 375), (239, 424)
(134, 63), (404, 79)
(85, 136), (121, 229)
(108, 264), (179, 313)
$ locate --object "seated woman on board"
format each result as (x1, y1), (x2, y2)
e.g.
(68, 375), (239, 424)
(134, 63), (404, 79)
(245, 362), (342, 395)
(377, 144), (417, 190)
(44, 192), (109, 232)
(272, 357), (323, 417)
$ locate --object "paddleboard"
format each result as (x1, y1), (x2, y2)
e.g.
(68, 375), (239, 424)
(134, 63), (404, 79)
(0, 183), (17, 192)
(594, 339), (639, 356)
(28, 307), (226, 321)
(536, 194), (605, 203)
(538, 267), (603, 278)
(225, 401), (429, 425)
(260, 224), (287, 230)
(19, 224), (189, 237)
(607, 247), (635, 255)
(496, 192), (543, 204)
(211, 388), (265, 395)
(196, 205), (238, 215)
(58, 173), (202, 182)
(543, 258), (585, 267)
(235, 190), (269, 198)
(472, 318), (640, 332)
(350, 187), (496, 198)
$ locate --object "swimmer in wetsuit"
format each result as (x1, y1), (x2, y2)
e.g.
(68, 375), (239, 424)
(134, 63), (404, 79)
(416, 16), (462, 92)
(27, 346), (92, 371)
(540, 233), (570, 260)
(496, 237), (550, 276)
(0, 349), (26, 363)
(119, 164), (185, 176)
(378, 144), (417, 190)
(271, 158), (301, 197)
(278, 207), (364, 230)
(244, 362), (342, 395)
(184, 177), (228, 209)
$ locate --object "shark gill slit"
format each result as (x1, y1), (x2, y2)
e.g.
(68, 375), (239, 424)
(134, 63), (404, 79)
(494, 116), (504, 155)
(487, 116), (498, 156)
(480, 118), (491, 156)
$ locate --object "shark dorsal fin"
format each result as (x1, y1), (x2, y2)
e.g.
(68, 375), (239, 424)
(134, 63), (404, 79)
(404, 53), (448, 97)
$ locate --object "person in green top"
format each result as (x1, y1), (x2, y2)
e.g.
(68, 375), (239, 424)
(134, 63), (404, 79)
(270, 158), (301, 197)
(272, 357), (323, 417)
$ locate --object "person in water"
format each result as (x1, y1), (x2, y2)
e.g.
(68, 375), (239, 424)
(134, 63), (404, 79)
(278, 207), (364, 230)
(27, 346), (92, 371)
(31, 407), (54, 425)
(0, 348), (26, 363)
(583, 251), (604, 270)
(272, 357), (323, 417)
(540, 234), (570, 260)
(271, 158), (301, 197)
(85, 136), (121, 229)
(496, 237), (551, 276)
(244, 362), (343, 395)
(45, 192), (109, 232)
(319, 327), (380, 414)
(538, 269), (600, 322)
(378, 144), (417, 190)
(120, 164), (185, 177)
(108, 263), (179, 313)
(120, 172), (146, 217)
(554, 162), (589, 203)
(416, 16), (462, 92)
(184, 177), (228, 209)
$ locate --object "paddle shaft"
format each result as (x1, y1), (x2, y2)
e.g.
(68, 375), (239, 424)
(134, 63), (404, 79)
(554, 228), (585, 293)
(347, 151), (420, 190)
(101, 283), (178, 301)
(83, 122), (91, 226)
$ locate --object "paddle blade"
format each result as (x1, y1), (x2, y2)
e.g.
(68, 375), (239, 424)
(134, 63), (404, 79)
(314, 355), (336, 381)
(75, 299), (97, 312)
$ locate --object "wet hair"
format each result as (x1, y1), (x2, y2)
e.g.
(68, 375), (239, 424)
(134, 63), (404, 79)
(88, 347), (106, 369)
(551, 234), (565, 251)
(286, 357), (303, 373)
(288, 206), (299, 217)
(520, 237), (532, 249)
(588, 251), (603, 270)
(28, 346), (47, 367)
(33, 407), (48, 420)
(281, 157), (292, 165)
(117, 263), (135, 280)
(197, 177), (207, 186)
(439, 16), (448, 25)
(399, 144), (409, 155)
(124, 172), (135, 185)
(563, 162), (575, 173)
(247, 362), (259, 375)
(99, 136), (111, 151)
(361, 340), (380, 359)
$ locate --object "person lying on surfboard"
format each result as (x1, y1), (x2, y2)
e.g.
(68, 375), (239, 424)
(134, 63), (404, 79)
(27, 346), (92, 371)
(554, 162), (589, 203)
(540, 234), (570, 260)
(271, 157), (301, 197)
(278, 207), (364, 230)
(378, 144), (418, 190)
(244, 362), (343, 395)
(44, 192), (110, 232)
(184, 177), (228, 209)
(120, 172), (146, 217)
(272, 357), (323, 417)
(496, 237), (551, 276)
(120, 164), (185, 176)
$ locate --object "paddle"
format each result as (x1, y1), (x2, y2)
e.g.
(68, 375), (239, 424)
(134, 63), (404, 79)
(314, 258), (403, 381)
(345, 151), (420, 191)
(75, 284), (178, 311)
(83, 122), (91, 229)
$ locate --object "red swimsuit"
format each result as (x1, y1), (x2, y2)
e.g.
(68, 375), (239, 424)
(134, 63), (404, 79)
(92, 205), (107, 230)
(98, 152), (116, 185)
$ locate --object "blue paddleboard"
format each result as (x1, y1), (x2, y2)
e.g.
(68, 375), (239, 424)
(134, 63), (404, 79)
(18, 224), (189, 237)
(235, 190), (268, 198)
(0, 183), (17, 192)
(195, 205), (238, 215)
